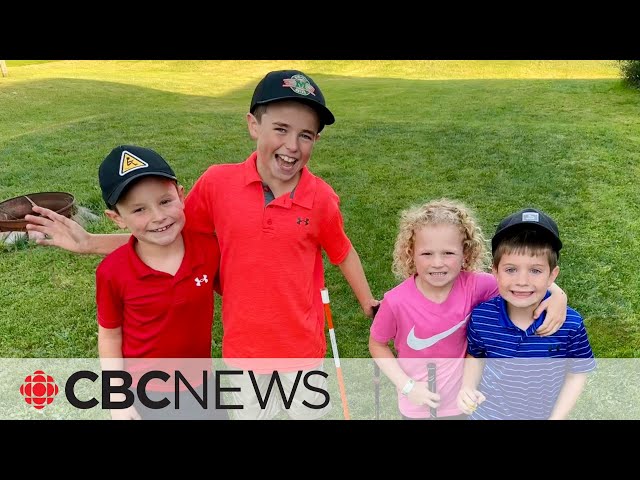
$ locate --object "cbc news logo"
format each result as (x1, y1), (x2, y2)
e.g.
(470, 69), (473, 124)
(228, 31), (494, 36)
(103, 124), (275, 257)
(19, 370), (60, 410)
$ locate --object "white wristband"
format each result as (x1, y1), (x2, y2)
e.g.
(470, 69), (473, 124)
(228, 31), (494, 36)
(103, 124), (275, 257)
(401, 378), (415, 396)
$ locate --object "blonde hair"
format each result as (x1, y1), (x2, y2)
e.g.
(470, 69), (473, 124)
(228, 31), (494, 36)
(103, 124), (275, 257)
(392, 198), (488, 280)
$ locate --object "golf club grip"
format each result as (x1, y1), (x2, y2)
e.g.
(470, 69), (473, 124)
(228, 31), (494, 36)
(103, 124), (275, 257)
(371, 303), (381, 419)
(427, 363), (437, 418)
(371, 304), (381, 373)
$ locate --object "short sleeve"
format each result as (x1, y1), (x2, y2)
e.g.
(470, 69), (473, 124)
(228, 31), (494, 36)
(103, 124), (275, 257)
(318, 201), (351, 265)
(466, 311), (487, 358)
(567, 319), (596, 374)
(473, 271), (499, 304)
(370, 297), (397, 344)
(96, 261), (124, 329)
(184, 166), (216, 236)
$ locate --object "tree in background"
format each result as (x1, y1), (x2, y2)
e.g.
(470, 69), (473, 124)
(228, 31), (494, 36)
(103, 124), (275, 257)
(619, 60), (640, 88)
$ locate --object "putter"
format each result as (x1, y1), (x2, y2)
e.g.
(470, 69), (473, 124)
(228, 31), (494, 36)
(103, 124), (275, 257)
(427, 362), (437, 418)
(371, 303), (381, 420)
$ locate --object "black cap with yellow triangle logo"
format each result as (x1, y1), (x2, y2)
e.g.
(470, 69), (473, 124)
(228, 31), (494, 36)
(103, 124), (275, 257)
(99, 145), (177, 208)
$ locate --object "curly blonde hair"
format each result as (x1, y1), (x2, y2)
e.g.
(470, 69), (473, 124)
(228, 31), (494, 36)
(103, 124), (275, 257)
(392, 198), (489, 280)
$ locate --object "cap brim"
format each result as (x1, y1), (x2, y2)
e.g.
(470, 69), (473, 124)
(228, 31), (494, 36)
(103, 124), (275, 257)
(253, 97), (335, 126)
(107, 172), (177, 207)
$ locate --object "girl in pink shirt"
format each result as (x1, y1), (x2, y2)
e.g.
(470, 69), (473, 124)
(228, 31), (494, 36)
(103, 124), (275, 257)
(369, 199), (568, 419)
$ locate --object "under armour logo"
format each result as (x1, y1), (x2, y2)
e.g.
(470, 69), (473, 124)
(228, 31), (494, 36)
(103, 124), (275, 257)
(548, 344), (562, 352)
(297, 217), (309, 225)
(194, 275), (208, 287)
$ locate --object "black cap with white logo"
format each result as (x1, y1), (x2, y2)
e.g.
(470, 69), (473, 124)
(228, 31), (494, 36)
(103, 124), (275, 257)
(99, 145), (177, 208)
(492, 208), (562, 255)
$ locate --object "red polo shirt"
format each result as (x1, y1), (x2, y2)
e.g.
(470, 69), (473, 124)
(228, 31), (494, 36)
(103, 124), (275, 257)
(184, 152), (352, 368)
(96, 230), (219, 360)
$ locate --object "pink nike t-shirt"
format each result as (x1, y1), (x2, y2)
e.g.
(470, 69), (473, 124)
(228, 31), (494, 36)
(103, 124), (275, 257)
(370, 271), (498, 418)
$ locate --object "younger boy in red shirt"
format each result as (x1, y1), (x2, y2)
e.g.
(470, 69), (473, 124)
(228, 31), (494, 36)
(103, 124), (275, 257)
(96, 144), (226, 420)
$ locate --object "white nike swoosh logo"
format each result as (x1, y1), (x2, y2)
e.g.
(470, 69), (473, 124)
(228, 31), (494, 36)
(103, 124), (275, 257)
(406, 316), (468, 350)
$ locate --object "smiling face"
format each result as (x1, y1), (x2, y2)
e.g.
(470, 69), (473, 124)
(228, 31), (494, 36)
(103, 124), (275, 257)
(247, 100), (320, 192)
(106, 176), (185, 248)
(413, 224), (466, 298)
(493, 250), (559, 312)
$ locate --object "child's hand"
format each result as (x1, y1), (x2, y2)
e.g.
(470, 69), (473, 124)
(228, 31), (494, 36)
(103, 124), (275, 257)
(363, 299), (381, 319)
(535, 286), (567, 336)
(407, 381), (441, 409)
(456, 386), (485, 415)
(110, 405), (142, 420)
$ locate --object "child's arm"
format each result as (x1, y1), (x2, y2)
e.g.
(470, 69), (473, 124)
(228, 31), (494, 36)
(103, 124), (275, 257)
(534, 282), (567, 336)
(456, 354), (486, 414)
(25, 205), (129, 255)
(369, 335), (440, 409)
(338, 247), (379, 318)
(98, 326), (141, 420)
(548, 372), (588, 420)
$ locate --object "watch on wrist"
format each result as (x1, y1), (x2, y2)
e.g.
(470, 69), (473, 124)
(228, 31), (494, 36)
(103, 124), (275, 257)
(401, 378), (415, 396)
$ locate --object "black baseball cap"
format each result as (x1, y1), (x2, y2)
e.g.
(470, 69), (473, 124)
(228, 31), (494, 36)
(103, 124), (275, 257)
(250, 70), (335, 132)
(492, 208), (562, 255)
(99, 145), (177, 208)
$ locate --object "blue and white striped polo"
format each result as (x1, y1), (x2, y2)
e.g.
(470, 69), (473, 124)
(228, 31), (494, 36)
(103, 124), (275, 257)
(467, 292), (596, 420)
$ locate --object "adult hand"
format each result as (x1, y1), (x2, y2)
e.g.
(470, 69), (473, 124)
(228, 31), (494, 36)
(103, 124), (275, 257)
(25, 205), (92, 253)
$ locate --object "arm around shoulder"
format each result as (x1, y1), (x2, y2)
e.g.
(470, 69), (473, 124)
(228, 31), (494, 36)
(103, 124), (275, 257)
(534, 282), (568, 336)
(25, 205), (129, 255)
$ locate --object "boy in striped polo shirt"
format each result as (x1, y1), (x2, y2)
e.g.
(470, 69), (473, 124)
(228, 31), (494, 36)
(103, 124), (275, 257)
(457, 208), (595, 420)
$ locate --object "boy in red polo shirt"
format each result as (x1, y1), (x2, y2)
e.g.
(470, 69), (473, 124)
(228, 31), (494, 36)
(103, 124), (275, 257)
(183, 70), (381, 419)
(26, 71), (377, 420)
(96, 145), (227, 420)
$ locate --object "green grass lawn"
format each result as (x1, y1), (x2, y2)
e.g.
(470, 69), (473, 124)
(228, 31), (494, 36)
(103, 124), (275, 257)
(1, 60), (638, 365)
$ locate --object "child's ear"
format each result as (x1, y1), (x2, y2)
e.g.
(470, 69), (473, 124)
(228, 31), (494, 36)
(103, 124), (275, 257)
(548, 265), (560, 286)
(246, 112), (259, 141)
(177, 184), (185, 203)
(104, 209), (127, 230)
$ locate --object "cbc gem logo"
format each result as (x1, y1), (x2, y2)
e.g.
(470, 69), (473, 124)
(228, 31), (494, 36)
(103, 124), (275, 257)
(20, 370), (60, 410)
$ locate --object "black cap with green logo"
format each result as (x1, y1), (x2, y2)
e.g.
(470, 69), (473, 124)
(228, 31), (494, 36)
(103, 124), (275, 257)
(250, 70), (335, 132)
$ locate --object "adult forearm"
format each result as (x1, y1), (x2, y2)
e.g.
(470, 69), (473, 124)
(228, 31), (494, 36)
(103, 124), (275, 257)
(86, 233), (130, 255)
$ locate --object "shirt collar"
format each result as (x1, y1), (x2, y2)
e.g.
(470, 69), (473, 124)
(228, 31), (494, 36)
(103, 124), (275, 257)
(497, 290), (552, 336)
(126, 231), (207, 280)
(242, 151), (316, 209)
(126, 235), (153, 279)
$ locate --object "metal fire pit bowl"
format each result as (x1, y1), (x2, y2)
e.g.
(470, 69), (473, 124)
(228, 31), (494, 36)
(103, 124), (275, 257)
(0, 192), (76, 232)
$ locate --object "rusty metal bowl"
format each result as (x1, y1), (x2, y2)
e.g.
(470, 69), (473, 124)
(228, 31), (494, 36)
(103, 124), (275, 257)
(0, 192), (76, 232)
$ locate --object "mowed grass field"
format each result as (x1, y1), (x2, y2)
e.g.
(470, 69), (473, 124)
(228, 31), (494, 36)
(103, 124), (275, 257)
(1, 60), (638, 365)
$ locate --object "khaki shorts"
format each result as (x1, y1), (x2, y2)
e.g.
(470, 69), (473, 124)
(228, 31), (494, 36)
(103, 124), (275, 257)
(223, 362), (332, 420)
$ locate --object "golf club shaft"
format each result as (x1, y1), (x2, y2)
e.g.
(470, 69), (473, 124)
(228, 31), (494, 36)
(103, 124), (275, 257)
(372, 304), (380, 420)
(427, 362), (437, 418)
(371, 304), (381, 420)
